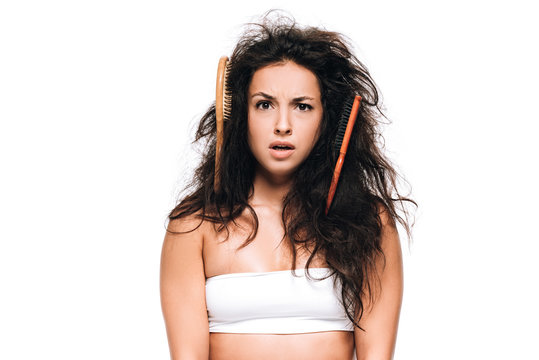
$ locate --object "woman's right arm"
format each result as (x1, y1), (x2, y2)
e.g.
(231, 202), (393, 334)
(160, 216), (209, 360)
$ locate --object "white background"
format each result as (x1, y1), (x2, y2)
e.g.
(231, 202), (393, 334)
(1, 0), (538, 359)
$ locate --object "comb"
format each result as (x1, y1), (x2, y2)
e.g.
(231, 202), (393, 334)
(325, 95), (362, 214)
(215, 56), (232, 192)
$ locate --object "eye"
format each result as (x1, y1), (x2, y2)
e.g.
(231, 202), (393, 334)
(297, 103), (313, 111)
(256, 101), (272, 110)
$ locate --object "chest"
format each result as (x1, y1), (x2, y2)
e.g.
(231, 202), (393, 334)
(202, 210), (327, 278)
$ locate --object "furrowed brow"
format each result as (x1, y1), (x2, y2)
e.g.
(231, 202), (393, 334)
(292, 96), (315, 102)
(251, 92), (276, 100)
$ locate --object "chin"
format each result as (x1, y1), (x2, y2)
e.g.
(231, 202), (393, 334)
(273, 166), (301, 179)
(257, 164), (297, 181)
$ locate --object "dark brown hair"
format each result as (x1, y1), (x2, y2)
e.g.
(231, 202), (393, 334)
(169, 11), (416, 330)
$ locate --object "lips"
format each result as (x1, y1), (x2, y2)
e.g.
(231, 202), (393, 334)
(269, 141), (295, 159)
(269, 141), (295, 150)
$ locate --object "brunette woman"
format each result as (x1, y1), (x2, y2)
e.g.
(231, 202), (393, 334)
(161, 13), (415, 360)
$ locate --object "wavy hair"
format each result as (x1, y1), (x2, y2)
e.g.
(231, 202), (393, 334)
(168, 12), (416, 330)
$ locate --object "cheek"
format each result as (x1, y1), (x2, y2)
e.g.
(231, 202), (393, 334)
(247, 118), (263, 152)
(304, 117), (323, 144)
(247, 115), (271, 141)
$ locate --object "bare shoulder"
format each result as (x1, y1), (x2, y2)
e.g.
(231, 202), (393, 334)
(354, 203), (403, 359)
(376, 202), (397, 229)
(165, 211), (207, 236)
(160, 212), (210, 359)
(160, 212), (208, 292)
(161, 213), (207, 271)
(375, 203), (401, 266)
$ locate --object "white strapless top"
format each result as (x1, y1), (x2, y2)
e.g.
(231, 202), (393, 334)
(205, 267), (355, 334)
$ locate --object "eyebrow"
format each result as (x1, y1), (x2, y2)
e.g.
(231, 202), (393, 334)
(251, 92), (315, 102)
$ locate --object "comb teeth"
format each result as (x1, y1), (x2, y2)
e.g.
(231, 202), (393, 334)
(334, 98), (355, 153)
(215, 56), (230, 193)
(223, 63), (232, 121)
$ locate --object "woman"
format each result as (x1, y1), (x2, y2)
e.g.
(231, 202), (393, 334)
(160, 13), (415, 360)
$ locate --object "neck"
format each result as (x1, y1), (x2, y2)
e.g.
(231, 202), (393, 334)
(250, 168), (293, 210)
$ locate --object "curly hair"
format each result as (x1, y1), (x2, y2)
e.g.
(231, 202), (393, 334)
(168, 12), (416, 330)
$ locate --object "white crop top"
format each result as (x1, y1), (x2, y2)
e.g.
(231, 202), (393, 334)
(205, 267), (355, 334)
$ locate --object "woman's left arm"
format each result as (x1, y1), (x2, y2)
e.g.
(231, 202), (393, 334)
(354, 208), (404, 360)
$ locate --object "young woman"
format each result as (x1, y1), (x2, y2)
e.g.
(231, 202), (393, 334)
(160, 14), (415, 360)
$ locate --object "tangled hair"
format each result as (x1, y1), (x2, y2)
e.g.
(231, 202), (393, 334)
(169, 12), (416, 330)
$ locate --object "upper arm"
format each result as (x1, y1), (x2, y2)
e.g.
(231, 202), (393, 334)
(354, 207), (403, 360)
(160, 215), (209, 360)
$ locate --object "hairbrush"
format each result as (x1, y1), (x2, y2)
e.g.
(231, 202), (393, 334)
(214, 56), (232, 192)
(325, 95), (362, 214)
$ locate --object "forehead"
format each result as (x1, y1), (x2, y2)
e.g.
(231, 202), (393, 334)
(248, 61), (321, 98)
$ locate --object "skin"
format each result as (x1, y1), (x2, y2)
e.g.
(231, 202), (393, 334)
(247, 61), (323, 186)
(160, 61), (403, 360)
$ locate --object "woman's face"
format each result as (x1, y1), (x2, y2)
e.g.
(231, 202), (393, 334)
(247, 61), (323, 182)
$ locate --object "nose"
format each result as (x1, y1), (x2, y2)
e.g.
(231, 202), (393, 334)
(274, 109), (292, 135)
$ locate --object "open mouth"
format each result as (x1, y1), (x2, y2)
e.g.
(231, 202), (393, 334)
(271, 145), (293, 150)
(269, 142), (295, 159)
